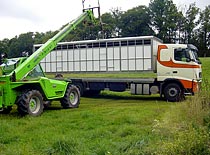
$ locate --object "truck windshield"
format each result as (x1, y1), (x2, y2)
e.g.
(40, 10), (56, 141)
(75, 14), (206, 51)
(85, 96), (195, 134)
(174, 48), (191, 62)
(174, 47), (201, 64)
(187, 49), (201, 64)
(187, 44), (201, 64)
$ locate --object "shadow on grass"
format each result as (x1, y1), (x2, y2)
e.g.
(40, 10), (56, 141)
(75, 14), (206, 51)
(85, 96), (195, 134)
(83, 91), (164, 102)
(44, 106), (63, 111)
(0, 105), (64, 118)
(1, 92), (165, 117)
(0, 111), (19, 118)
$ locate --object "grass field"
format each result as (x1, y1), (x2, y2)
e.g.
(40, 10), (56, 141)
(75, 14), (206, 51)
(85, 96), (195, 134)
(0, 58), (209, 155)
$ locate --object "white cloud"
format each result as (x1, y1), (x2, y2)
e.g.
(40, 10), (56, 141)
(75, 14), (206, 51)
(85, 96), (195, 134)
(0, 0), (41, 21)
(0, 0), (208, 40)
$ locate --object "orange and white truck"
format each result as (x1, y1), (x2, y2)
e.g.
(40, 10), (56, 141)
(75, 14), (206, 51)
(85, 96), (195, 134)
(34, 36), (202, 102)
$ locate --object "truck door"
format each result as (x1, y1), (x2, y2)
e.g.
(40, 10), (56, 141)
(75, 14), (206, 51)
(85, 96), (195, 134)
(172, 47), (200, 92)
(172, 48), (193, 79)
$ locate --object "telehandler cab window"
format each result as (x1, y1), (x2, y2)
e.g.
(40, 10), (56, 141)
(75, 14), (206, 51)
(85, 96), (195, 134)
(0, 59), (19, 75)
(25, 64), (45, 79)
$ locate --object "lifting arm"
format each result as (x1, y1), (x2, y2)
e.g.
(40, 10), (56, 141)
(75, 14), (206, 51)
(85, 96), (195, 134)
(11, 9), (95, 81)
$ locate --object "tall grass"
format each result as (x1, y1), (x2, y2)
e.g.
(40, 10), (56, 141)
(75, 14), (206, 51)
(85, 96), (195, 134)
(150, 80), (210, 155)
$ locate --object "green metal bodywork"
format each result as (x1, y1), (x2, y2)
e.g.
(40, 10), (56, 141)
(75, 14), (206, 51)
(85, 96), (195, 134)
(0, 76), (68, 108)
(0, 9), (95, 109)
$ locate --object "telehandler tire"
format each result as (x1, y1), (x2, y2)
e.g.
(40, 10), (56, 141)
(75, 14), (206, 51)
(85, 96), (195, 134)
(17, 90), (44, 116)
(60, 85), (80, 109)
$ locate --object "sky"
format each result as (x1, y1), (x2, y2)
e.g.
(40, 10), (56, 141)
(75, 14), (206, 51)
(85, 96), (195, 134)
(0, 0), (209, 40)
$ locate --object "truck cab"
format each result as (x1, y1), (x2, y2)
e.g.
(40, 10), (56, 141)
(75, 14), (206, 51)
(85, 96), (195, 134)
(157, 44), (202, 100)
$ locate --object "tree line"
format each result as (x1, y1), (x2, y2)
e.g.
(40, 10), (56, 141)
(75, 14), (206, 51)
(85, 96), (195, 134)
(0, 0), (209, 58)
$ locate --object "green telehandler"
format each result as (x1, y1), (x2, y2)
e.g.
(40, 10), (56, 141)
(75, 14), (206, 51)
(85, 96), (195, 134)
(0, 3), (99, 116)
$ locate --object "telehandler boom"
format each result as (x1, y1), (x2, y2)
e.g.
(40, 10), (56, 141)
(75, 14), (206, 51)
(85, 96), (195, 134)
(0, 5), (98, 116)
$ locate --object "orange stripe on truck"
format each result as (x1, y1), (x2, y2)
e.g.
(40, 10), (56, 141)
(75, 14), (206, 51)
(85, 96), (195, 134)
(157, 45), (200, 69)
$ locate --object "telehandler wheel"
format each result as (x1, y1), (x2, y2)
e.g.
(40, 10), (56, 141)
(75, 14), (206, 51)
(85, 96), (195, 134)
(17, 90), (44, 116)
(163, 83), (184, 102)
(60, 85), (80, 109)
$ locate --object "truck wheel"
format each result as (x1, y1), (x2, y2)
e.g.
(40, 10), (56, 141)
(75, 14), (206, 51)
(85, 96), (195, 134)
(163, 83), (184, 102)
(17, 90), (44, 116)
(60, 85), (80, 109)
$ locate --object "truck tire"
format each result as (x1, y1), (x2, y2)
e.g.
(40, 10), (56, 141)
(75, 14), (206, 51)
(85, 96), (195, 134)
(60, 85), (80, 108)
(163, 83), (184, 102)
(17, 90), (44, 116)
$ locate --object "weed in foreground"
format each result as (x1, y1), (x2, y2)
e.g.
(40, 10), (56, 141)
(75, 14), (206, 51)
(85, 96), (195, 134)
(44, 139), (79, 155)
(149, 82), (210, 155)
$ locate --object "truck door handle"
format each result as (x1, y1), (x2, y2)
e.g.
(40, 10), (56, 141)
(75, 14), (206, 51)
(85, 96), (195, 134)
(173, 71), (178, 73)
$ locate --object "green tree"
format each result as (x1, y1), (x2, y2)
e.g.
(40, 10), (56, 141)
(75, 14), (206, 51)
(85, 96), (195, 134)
(66, 22), (101, 41)
(176, 11), (186, 43)
(8, 32), (34, 58)
(119, 6), (154, 37)
(109, 8), (123, 37)
(95, 8), (123, 39)
(149, 0), (180, 43)
(164, 0), (182, 43)
(0, 39), (9, 55)
(149, 0), (168, 41)
(199, 5), (210, 56)
(34, 31), (57, 44)
(100, 12), (118, 38)
(183, 3), (199, 43)
(8, 36), (19, 58)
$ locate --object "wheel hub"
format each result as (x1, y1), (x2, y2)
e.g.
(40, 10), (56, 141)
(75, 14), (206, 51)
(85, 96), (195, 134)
(69, 92), (78, 106)
(29, 97), (40, 113)
(30, 99), (37, 111)
(168, 88), (178, 97)
(70, 92), (75, 103)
